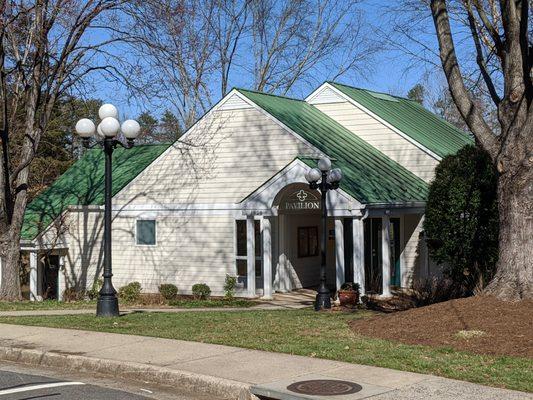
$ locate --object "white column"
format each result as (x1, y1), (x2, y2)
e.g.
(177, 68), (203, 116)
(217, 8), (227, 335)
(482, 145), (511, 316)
(381, 215), (391, 297)
(57, 255), (65, 302)
(29, 251), (38, 301)
(261, 217), (273, 300)
(352, 217), (365, 296)
(334, 218), (345, 291)
(246, 216), (256, 297)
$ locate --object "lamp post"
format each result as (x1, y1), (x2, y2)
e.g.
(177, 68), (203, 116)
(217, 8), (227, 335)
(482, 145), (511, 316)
(75, 104), (141, 317)
(305, 157), (342, 311)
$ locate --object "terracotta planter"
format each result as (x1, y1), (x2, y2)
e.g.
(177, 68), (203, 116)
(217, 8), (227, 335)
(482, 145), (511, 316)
(339, 290), (359, 307)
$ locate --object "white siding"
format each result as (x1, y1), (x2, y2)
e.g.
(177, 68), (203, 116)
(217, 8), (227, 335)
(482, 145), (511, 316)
(63, 209), (105, 291)
(312, 101), (439, 183)
(56, 107), (320, 296)
(114, 107), (320, 205)
(110, 214), (236, 294)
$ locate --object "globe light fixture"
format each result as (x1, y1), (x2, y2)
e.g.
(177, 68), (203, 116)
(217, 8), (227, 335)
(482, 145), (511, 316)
(100, 117), (121, 137)
(75, 104), (140, 317)
(317, 157), (332, 172)
(99, 103), (119, 120)
(121, 119), (141, 141)
(305, 168), (321, 183)
(75, 119), (96, 138)
(328, 168), (342, 184)
(305, 158), (342, 311)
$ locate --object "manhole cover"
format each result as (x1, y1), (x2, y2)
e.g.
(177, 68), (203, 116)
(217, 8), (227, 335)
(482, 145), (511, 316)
(286, 379), (362, 396)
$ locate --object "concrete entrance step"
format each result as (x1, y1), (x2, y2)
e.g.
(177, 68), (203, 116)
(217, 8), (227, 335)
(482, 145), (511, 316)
(250, 374), (393, 400)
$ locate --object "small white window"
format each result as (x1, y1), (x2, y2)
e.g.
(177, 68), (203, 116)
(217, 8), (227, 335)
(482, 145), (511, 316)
(136, 220), (156, 245)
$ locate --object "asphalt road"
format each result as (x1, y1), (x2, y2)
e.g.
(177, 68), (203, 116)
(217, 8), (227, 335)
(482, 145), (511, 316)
(0, 362), (217, 400)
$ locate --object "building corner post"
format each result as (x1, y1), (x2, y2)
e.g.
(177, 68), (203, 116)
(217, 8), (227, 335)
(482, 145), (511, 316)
(352, 217), (365, 296)
(261, 217), (273, 299)
(29, 251), (39, 301)
(334, 217), (345, 291)
(57, 254), (66, 302)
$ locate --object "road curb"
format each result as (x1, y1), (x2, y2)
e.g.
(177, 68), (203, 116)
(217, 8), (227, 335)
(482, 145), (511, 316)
(0, 345), (258, 400)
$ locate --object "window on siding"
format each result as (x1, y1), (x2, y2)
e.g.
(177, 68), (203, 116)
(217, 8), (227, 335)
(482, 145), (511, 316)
(136, 220), (156, 245)
(298, 226), (319, 258)
(235, 220), (262, 277)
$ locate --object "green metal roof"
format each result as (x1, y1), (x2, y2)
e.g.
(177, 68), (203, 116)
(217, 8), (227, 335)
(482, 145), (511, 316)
(329, 82), (473, 158)
(237, 89), (429, 204)
(22, 144), (170, 241)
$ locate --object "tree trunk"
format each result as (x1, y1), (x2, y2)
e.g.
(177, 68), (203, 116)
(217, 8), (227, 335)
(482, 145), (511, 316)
(0, 227), (22, 300)
(485, 165), (533, 300)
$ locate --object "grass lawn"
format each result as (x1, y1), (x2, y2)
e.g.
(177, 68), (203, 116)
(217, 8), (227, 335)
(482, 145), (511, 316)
(0, 309), (530, 392)
(0, 298), (255, 311)
(167, 298), (255, 308)
(0, 300), (96, 311)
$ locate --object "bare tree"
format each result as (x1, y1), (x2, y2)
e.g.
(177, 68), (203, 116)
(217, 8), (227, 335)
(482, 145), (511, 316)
(0, 0), (125, 300)
(125, 0), (375, 128)
(427, 0), (532, 300)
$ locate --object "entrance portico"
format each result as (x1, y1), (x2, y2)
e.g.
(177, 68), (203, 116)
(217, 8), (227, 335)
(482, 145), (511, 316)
(243, 159), (364, 299)
(242, 159), (425, 300)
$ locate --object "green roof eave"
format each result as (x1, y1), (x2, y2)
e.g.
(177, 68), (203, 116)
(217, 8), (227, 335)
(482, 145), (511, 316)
(22, 143), (170, 241)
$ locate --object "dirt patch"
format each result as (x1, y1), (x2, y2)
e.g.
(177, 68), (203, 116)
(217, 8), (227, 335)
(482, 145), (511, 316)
(351, 295), (533, 358)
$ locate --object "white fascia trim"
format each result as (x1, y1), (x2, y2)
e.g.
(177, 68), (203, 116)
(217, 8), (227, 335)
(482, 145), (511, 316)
(306, 83), (442, 161)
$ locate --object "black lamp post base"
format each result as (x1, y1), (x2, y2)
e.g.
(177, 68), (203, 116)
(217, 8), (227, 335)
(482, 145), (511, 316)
(315, 290), (332, 311)
(96, 295), (119, 317)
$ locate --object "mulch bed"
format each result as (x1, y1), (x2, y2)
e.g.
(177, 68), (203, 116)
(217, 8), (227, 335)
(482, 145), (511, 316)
(351, 295), (533, 358)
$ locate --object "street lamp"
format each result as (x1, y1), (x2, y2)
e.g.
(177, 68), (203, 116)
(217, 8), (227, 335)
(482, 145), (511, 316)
(75, 104), (141, 317)
(305, 157), (342, 311)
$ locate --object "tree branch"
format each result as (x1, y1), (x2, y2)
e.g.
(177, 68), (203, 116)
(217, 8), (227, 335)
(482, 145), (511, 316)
(430, 0), (499, 158)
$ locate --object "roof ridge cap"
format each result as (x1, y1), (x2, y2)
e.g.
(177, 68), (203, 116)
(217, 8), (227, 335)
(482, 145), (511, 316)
(235, 87), (303, 102)
(328, 81), (410, 101)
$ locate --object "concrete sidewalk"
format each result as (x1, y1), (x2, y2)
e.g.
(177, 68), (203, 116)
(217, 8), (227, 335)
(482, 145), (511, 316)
(0, 324), (530, 400)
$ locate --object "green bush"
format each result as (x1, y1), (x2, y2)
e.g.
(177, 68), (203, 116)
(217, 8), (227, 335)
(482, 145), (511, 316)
(424, 145), (499, 292)
(118, 281), (142, 303)
(87, 278), (103, 300)
(191, 283), (211, 300)
(159, 283), (178, 300)
(223, 275), (237, 298)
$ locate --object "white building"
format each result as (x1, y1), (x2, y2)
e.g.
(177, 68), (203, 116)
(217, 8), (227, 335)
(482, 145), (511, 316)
(20, 82), (472, 301)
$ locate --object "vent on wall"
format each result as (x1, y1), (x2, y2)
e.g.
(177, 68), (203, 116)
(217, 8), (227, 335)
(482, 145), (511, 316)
(307, 87), (345, 104)
(218, 93), (253, 110)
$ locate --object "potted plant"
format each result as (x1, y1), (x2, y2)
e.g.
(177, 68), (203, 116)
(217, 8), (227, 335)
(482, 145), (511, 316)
(338, 282), (360, 307)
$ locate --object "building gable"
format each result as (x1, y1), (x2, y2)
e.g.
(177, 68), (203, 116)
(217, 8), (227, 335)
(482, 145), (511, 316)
(112, 92), (321, 207)
(311, 82), (473, 159)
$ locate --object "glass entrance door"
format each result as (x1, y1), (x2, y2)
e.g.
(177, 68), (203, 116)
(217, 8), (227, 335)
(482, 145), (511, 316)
(364, 217), (401, 294)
